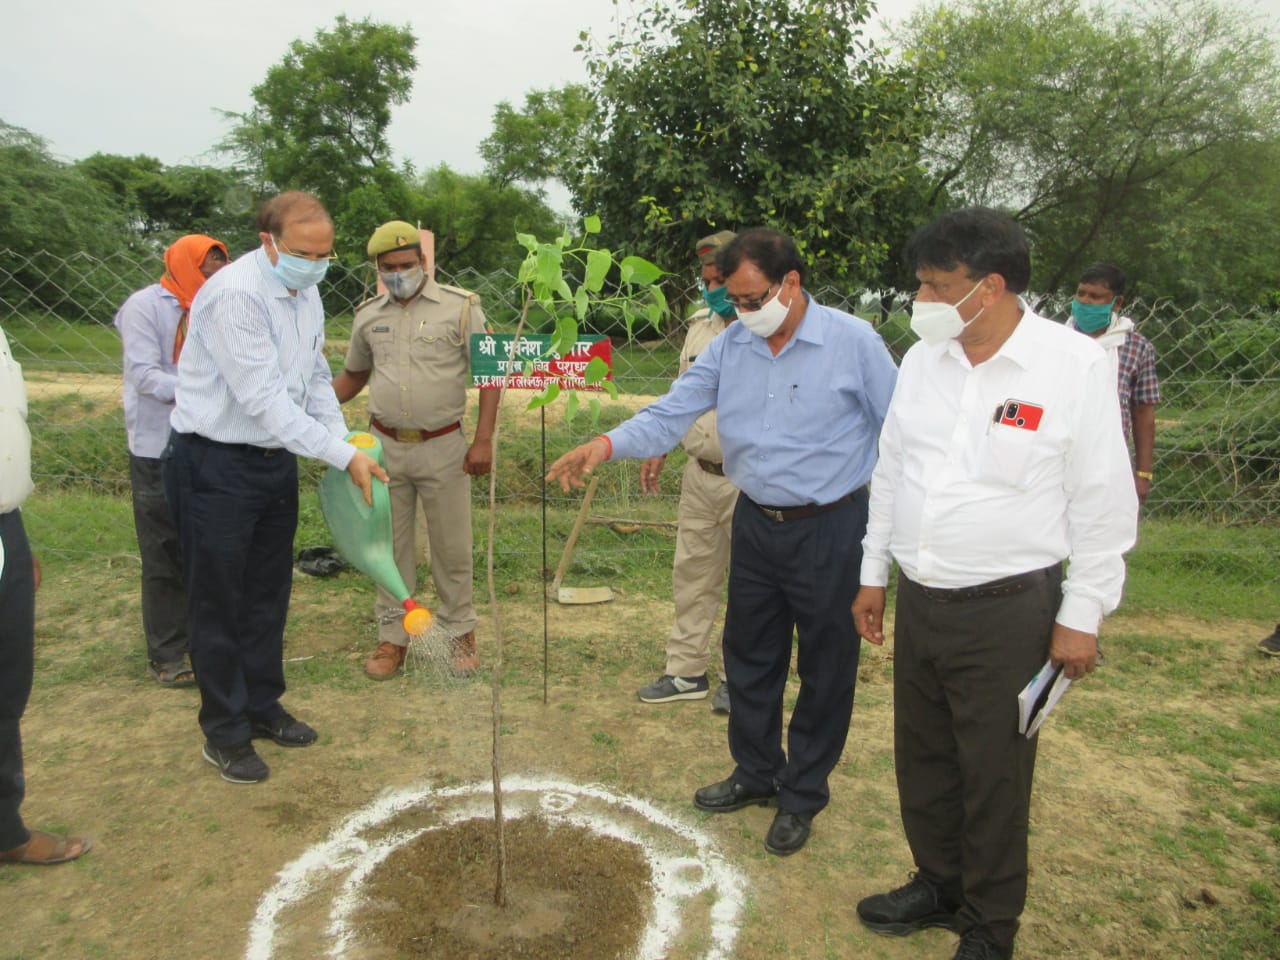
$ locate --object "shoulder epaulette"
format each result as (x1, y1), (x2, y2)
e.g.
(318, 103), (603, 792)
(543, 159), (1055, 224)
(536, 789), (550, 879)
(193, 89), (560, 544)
(436, 283), (480, 302)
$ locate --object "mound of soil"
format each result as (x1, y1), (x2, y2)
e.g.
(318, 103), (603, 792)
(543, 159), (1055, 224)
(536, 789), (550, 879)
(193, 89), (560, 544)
(356, 816), (652, 958)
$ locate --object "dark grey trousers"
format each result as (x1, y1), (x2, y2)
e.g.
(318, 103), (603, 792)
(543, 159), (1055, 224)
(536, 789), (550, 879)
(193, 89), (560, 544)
(893, 566), (1063, 954)
(129, 454), (188, 666)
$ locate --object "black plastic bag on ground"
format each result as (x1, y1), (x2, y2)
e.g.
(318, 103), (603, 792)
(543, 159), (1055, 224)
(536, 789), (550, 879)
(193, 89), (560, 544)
(296, 546), (346, 577)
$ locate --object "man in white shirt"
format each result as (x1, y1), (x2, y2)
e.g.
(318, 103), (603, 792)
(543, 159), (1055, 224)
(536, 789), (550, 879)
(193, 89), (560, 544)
(164, 192), (386, 785)
(852, 208), (1137, 960)
(0, 326), (92, 865)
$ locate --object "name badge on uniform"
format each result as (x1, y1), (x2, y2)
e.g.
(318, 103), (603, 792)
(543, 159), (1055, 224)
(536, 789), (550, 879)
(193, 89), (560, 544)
(372, 325), (391, 333)
(993, 399), (1045, 431)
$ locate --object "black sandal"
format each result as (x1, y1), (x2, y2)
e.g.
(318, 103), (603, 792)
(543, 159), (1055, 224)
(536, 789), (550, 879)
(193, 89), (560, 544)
(149, 660), (196, 688)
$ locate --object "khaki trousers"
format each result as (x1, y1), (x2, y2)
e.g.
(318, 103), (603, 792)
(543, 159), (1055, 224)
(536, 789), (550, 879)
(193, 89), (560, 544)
(664, 459), (738, 679)
(375, 428), (476, 644)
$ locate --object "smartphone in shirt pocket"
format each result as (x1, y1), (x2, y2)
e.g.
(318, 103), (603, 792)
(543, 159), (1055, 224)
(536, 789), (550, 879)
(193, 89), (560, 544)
(980, 399), (1045, 488)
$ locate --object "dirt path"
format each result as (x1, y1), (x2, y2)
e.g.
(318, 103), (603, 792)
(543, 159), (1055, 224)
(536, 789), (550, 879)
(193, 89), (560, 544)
(4, 556), (1272, 960)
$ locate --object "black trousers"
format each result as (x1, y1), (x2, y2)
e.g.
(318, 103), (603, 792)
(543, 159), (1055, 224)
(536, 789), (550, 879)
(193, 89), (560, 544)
(162, 433), (297, 747)
(722, 491), (867, 817)
(893, 567), (1062, 953)
(128, 454), (188, 666)
(0, 509), (35, 850)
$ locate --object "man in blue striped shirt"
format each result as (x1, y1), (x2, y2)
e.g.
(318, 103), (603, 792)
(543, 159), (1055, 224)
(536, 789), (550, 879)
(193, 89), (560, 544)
(164, 191), (386, 785)
(547, 228), (898, 856)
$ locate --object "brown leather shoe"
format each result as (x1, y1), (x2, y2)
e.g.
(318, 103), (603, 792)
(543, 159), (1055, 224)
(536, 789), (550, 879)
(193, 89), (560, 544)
(449, 631), (479, 676)
(365, 641), (407, 680)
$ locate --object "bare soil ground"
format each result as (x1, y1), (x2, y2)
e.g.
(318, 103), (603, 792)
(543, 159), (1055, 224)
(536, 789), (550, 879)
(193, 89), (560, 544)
(7, 370), (1277, 958)
(3, 552), (1277, 959)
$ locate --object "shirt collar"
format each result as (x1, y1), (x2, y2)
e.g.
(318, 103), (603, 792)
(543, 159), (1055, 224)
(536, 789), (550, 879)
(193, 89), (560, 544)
(725, 290), (818, 347)
(943, 297), (1040, 370)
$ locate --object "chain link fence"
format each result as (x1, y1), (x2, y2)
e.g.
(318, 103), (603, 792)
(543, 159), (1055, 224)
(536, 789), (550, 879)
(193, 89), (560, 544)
(3, 249), (1276, 589)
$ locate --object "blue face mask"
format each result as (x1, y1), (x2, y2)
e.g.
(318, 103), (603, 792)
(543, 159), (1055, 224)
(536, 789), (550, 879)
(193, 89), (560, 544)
(1071, 298), (1115, 334)
(701, 283), (736, 319)
(270, 239), (330, 290)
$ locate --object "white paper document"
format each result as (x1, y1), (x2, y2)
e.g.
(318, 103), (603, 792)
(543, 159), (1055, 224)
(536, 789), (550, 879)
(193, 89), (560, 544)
(1017, 657), (1072, 738)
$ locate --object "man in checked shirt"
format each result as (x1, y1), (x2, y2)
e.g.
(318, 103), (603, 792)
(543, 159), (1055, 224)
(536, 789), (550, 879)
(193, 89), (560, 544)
(1067, 263), (1161, 506)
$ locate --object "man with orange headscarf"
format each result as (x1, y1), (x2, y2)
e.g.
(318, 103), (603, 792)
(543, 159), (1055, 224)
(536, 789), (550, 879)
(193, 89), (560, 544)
(114, 234), (228, 686)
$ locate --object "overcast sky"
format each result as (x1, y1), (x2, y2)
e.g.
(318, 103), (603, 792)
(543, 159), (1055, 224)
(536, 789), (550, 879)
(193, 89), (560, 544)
(3, 0), (1277, 189)
(0, 0), (921, 174)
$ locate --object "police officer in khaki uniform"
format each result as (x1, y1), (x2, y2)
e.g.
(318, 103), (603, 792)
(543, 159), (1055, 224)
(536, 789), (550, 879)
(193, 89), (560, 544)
(636, 230), (739, 712)
(333, 221), (498, 679)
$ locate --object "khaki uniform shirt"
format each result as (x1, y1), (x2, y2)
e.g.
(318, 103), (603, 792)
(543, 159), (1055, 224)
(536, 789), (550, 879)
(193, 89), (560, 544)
(345, 278), (489, 431)
(678, 308), (730, 463)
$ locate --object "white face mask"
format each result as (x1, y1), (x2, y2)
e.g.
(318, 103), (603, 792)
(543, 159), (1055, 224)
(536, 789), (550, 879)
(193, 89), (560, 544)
(380, 265), (425, 300)
(737, 284), (790, 338)
(909, 277), (987, 346)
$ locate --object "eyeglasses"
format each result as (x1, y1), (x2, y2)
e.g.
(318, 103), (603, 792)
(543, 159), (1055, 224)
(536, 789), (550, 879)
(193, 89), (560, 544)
(272, 235), (339, 262)
(726, 282), (778, 312)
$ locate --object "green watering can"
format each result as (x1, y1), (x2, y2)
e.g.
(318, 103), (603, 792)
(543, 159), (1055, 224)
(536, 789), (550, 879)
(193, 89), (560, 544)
(318, 431), (432, 636)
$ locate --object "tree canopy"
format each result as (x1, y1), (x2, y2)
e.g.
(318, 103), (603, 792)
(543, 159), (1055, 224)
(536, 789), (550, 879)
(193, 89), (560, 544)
(220, 15), (418, 226)
(895, 0), (1280, 301)
(573, 0), (936, 288)
(409, 166), (564, 275)
(480, 84), (598, 197)
(76, 153), (257, 249)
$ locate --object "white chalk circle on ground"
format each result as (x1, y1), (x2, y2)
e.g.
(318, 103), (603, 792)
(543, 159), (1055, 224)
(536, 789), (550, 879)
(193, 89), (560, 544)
(246, 775), (749, 960)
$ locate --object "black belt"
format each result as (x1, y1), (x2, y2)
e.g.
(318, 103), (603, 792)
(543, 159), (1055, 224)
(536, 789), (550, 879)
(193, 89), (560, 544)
(183, 432), (286, 458)
(696, 458), (725, 477)
(912, 564), (1060, 603)
(747, 486), (867, 522)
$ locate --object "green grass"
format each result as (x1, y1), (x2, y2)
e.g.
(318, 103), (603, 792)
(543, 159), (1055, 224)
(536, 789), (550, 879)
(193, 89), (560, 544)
(610, 339), (682, 395)
(6, 314), (120, 373)
(1120, 517), (1275, 619)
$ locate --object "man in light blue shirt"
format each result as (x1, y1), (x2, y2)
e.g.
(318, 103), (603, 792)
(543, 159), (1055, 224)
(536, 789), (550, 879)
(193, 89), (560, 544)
(547, 228), (897, 855)
(115, 234), (227, 688)
(164, 191), (386, 785)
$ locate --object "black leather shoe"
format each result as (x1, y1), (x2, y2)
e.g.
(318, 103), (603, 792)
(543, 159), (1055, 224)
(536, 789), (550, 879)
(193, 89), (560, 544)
(693, 777), (776, 813)
(953, 930), (1012, 959)
(857, 872), (961, 935)
(251, 711), (318, 747)
(764, 809), (811, 856)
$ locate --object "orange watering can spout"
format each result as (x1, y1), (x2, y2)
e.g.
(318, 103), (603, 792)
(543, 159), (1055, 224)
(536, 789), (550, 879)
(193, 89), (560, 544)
(402, 599), (432, 636)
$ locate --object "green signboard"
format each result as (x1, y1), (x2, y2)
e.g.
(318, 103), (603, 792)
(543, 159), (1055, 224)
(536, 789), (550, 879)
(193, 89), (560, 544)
(470, 333), (612, 390)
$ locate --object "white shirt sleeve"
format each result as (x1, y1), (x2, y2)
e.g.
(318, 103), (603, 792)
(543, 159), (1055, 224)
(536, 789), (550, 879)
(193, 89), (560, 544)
(860, 359), (908, 588)
(117, 291), (177, 404)
(202, 288), (354, 469)
(1056, 350), (1139, 632)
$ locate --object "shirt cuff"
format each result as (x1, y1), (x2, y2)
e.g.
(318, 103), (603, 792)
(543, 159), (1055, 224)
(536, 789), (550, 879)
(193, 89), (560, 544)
(860, 556), (891, 588)
(323, 436), (357, 470)
(1055, 591), (1103, 635)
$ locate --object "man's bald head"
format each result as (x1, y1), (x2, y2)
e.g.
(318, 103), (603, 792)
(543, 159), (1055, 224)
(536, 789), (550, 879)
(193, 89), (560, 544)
(257, 191), (333, 236)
